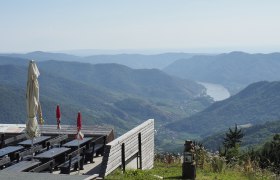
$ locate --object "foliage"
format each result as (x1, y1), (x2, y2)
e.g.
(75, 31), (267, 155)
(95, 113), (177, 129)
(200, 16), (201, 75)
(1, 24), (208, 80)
(223, 124), (244, 149)
(203, 120), (280, 151)
(220, 125), (244, 162)
(257, 134), (280, 174)
(211, 155), (227, 173)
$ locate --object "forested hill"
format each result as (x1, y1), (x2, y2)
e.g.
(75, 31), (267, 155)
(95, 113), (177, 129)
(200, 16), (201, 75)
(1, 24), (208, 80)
(0, 58), (212, 136)
(167, 81), (280, 136)
(202, 120), (280, 151)
(38, 60), (205, 101)
(164, 52), (280, 93)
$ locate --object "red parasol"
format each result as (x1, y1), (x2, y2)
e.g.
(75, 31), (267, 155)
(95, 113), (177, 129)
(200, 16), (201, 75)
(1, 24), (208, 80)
(76, 112), (83, 140)
(56, 105), (61, 129)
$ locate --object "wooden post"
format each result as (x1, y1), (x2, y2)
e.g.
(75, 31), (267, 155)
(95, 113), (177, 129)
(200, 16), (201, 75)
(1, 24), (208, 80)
(138, 133), (142, 169)
(121, 143), (125, 173)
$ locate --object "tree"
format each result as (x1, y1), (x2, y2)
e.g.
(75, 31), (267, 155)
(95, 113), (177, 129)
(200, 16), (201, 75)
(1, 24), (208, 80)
(222, 124), (244, 161)
(259, 134), (280, 174)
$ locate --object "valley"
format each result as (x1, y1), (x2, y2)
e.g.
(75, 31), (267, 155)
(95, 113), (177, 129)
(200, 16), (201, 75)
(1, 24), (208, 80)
(1, 51), (280, 153)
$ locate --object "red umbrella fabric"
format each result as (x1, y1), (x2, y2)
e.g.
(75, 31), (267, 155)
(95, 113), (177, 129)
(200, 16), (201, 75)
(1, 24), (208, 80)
(56, 105), (61, 129)
(77, 112), (82, 130)
(76, 112), (84, 140)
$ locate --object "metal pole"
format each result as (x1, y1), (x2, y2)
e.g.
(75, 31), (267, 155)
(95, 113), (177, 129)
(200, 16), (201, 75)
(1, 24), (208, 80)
(58, 126), (61, 148)
(78, 138), (80, 175)
(31, 138), (34, 161)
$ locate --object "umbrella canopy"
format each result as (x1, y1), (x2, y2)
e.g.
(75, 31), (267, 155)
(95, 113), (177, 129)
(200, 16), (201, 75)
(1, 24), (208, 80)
(38, 103), (44, 125)
(25, 60), (41, 139)
(56, 105), (61, 129)
(76, 112), (84, 140)
(77, 112), (82, 130)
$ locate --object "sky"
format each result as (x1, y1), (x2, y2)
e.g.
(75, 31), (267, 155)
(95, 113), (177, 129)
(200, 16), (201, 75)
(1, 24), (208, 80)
(0, 0), (280, 54)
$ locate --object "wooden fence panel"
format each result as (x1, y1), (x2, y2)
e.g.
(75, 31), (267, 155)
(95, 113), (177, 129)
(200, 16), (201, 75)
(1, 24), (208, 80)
(99, 119), (154, 177)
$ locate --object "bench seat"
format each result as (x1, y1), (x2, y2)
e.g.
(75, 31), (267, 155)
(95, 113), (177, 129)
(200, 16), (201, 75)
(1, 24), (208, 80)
(58, 155), (84, 174)
(58, 146), (85, 174)
(29, 159), (55, 173)
(83, 136), (106, 164)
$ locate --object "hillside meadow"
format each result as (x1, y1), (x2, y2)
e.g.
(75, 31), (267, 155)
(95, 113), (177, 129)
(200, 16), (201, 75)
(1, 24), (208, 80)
(106, 161), (275, 180)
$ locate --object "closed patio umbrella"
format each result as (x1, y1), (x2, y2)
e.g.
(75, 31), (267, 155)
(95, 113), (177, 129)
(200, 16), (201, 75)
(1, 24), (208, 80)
(56, 105), (61, 129)
(75, 112), (83, 174)
(38, 103), (44, 125)
(76, 112), (83, 140)
(25, 60), (41, 157)
(26, 60), (41, 139)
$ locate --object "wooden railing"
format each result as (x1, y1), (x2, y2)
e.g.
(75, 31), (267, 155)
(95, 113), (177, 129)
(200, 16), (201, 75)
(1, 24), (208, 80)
(99, 119), (154, 177)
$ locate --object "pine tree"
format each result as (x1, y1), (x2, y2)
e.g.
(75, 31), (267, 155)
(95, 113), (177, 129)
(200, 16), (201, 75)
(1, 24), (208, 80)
(223, 124), (244, 149)
(222, 124), (244, 161)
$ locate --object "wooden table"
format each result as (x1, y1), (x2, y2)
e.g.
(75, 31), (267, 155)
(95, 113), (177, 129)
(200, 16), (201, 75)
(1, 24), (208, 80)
(3, 160), (40, 172)
(62, 137), (92, 149)
(18, 136), (51, 147)
(34, 147), (70, 165)
(0, 146), (24, 157)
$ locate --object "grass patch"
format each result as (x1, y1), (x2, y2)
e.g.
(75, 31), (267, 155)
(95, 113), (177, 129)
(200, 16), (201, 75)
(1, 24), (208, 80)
(106, 162), (275, 180)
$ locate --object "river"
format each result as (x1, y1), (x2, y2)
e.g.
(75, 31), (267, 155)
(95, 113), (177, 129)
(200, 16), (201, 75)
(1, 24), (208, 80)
(198, 82), (230, 101)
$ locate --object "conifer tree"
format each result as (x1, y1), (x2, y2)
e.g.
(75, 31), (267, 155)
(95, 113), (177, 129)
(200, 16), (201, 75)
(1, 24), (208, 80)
(222, 124), (244, 161)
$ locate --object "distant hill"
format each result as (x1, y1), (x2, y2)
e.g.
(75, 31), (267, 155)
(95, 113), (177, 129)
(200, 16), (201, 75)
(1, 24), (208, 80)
(1, 51), (82, 62)
(0, 51), (198, 69)
(83, 53), (197, 69)
(38, 61), (205, 101)
(167, 81), (280, 136)
(0, 56), (28, 66)
(202, 120), (280, 151)
(164, 52), (280, 93)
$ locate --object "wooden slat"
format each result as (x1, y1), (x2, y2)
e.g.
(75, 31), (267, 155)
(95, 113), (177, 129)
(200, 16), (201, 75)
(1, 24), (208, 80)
(29, 159), (55, 173)
(106, 124), (153, 155)
(107, 120), (153, 146)
(4, 133), (26, 145)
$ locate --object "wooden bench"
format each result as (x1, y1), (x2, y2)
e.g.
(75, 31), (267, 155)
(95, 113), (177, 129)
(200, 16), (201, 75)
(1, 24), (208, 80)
(15, 145), (43, 162)
(58, 146), (86, 174)
(1, 134), (26, 148)
(84, 136), (106, 164)
(3, 160), (41, 172)
(29, 159), (55, 173)
(46, 134), (68, 150)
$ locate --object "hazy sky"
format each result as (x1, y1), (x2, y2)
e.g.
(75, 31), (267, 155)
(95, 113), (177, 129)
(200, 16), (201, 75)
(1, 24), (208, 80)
(0, 0), (280, 53)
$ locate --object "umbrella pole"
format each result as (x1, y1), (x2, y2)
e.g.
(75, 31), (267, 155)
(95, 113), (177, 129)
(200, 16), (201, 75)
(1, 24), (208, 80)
(58, 122), (60, 148)
(78, 138), (80, 175)
(31, 138), (34, 161)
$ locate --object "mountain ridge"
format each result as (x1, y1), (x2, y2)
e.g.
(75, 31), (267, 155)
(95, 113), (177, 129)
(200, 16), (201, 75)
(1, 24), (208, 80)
(0, 51), (199, 69)
(164, 52), (280, 93)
